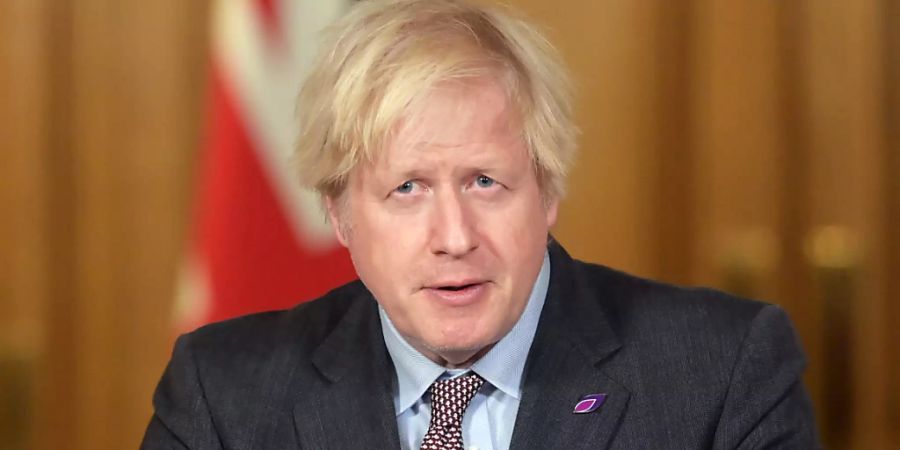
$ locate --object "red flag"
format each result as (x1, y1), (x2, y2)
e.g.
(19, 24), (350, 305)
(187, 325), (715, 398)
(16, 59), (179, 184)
(176, 0), (356, 330)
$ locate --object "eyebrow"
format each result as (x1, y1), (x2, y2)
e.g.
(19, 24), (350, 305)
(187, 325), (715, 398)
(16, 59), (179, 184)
(384, 162), (511, 185)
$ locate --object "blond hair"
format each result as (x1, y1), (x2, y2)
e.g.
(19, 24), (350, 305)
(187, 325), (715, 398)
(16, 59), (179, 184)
(293, 0), (577, 201)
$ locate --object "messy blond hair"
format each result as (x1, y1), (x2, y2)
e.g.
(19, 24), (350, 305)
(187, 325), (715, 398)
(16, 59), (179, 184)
(293, 0), (577, 201)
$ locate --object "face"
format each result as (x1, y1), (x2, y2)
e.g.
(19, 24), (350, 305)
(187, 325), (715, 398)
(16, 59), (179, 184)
(327, 79), (558, 367)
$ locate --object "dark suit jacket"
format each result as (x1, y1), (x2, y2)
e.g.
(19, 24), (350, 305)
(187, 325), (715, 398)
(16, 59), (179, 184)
(142, 242), (819, 449)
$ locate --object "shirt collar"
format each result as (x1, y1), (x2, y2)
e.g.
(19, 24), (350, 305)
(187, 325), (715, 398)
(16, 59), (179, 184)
(380, 251), (551, 415)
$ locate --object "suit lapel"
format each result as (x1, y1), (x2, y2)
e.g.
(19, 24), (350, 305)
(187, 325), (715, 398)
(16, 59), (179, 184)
(291, 293), (401, 449)
(510, 242), (632, 450)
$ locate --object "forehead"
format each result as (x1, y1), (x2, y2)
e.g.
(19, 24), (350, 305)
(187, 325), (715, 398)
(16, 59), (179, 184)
(343, 78), (532, 193)
(386, 78), (520, 160)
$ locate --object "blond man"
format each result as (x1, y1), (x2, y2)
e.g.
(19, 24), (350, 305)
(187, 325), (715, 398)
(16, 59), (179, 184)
(143, 1), (818, 449)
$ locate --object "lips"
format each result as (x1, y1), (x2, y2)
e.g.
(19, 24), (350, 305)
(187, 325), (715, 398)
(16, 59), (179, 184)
(423, 280), (489, 305)
(435, 282), (479, 291)
(425, 278), (487, 291)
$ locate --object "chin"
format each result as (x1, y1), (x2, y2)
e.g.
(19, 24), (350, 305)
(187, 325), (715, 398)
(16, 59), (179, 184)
(426, 343), (491, 368)
(426, 331), (497, 359)
(427, 339), (485, 354)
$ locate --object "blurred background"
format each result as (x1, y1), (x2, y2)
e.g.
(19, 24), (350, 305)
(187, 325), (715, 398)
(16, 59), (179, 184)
(1, 0), (897, 448)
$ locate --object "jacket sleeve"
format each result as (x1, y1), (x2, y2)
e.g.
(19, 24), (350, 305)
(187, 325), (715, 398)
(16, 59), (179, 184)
(711, 305), (821, 449)
(141, 333), (223, 450)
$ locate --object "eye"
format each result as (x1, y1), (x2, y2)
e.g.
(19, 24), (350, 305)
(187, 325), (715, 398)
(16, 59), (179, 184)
(394, 180), (416, 194)
(475, 175), (495, 188)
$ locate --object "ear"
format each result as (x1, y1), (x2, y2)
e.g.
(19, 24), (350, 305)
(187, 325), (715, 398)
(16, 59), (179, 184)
(324, 195), (350, 248)
(545, 196), (559, 229)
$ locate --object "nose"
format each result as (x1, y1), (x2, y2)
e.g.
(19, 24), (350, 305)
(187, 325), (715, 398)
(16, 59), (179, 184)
(430, 190), (478, 258)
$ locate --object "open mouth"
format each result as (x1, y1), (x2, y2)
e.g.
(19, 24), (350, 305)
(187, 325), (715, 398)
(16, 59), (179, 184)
(436, 283), (479, 291)
(425, 281), (486, 305)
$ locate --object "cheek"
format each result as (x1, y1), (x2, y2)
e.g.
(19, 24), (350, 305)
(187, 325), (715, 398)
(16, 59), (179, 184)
(346, 217), (420, 294)
(498, 196), (552, 242)
(487, 198), (550, 286)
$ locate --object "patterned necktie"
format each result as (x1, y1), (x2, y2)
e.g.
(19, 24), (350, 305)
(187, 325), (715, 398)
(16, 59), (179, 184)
(419, 372), (485, 450)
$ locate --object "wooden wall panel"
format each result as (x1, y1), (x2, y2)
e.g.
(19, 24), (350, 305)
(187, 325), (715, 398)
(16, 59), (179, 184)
(69, 2), (126, 446)
(882, 0), (899, 445)
(509, 0), (682, 280)
(774, 0), (823, 424)
(651, 2), (696, 286)
(0, 0), (50, 349)
(802, 0), (889, 446)
(0, 1), (51, 449)
(18, 0), (211, 448)
(35, 0), (81, 446)
(688, 0), (784, 300)
(112, 2), (210, 443)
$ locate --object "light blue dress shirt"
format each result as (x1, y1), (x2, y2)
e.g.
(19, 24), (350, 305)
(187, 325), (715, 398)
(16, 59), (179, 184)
(379, 252), (550, 450)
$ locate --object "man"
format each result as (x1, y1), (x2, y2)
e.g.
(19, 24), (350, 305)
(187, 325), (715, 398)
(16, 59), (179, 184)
(143, 0), (819, 448)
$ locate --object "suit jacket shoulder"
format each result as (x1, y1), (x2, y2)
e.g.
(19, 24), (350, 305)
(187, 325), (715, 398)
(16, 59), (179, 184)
(571, 257), (773, 369)
(508, 243), (819, 449)
(142, 280), (401, 449)
(186, 279), (370, 375)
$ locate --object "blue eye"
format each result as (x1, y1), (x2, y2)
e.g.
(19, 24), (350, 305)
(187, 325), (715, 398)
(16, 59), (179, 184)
(395, 181), (415, 194)
(475, 175), (495, 188)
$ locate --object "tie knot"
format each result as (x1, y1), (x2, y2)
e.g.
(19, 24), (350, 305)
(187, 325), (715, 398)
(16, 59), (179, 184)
(430, 372), (485, 416)
(420, 372), (485, 450)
